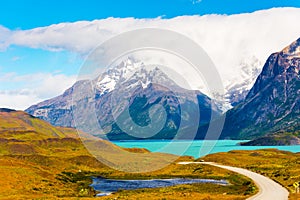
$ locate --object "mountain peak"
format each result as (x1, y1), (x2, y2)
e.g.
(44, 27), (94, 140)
(95, 58), (179, 94)
(26, 55), (221, 139)
(95, 57), (144, 94)
(282, 38), (300, 56)
(222, 37), (300, 139)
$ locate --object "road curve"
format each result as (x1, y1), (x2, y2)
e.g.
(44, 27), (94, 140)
(178, 162), (289, 200)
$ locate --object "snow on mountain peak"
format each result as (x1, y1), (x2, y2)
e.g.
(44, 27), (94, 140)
(94, 57), (142, 94)
(224, 56), (262, 106)
(95, 58), (177, 95)
(94, 54), (265, 110)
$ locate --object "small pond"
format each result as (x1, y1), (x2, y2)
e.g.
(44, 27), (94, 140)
(91, 177), (228, 196)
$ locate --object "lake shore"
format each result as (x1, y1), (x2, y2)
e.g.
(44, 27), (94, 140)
(113, 139), (300, 158)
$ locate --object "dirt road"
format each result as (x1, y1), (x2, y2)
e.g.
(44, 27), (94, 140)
(178, 161), (289, 200)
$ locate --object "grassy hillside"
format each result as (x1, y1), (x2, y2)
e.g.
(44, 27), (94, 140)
(0, 109), (255, 199)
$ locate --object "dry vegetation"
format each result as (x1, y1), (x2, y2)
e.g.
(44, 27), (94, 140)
(0, 110), (256, 199)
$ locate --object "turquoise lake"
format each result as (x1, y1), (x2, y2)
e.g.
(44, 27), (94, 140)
(113, 140), (300, 158)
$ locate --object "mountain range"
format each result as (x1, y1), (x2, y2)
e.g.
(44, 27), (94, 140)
(26, 61), (221, 140)
(26, 38), (300, 143)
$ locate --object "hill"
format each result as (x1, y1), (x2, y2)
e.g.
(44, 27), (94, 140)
(0, 109), (255, 199)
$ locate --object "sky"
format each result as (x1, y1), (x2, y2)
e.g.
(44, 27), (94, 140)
(1, 1), (300, 110)
(2, 0), (300, 29)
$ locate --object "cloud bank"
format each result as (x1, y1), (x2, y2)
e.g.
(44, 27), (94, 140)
(0, 72), (76, 110)
(3, 8), (300, 82)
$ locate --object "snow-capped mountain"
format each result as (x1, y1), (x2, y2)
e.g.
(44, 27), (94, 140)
(94, 57), (186, 97)
(95, 58), (143, 95)
(93, 56), (264, 111)
(220, 37), (300, 139)
(25, 37), (300, 141)
(26, 54), (259, 139)
(26, 58), (221, 139)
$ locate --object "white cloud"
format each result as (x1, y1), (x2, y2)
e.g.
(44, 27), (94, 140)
(2, 8), (299, 57)
(0, 73), (76, 110)
(0, 92), (41, 111)
(191, 0), (202, 4)
(2, 8), (300, 78)
(0, 25), (11, 51)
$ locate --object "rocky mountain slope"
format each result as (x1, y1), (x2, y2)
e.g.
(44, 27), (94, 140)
(26, 60), (221, 140)
(221, 38), (300, 140)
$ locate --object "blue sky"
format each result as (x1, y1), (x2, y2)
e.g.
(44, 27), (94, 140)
(1, 0), (300, 29)
(1, 1), (300, 110)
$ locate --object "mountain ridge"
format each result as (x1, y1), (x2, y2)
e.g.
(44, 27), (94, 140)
(220, 37), (300, 140)
(26, 38), (300, 142)
(26, 63), (221, 140)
